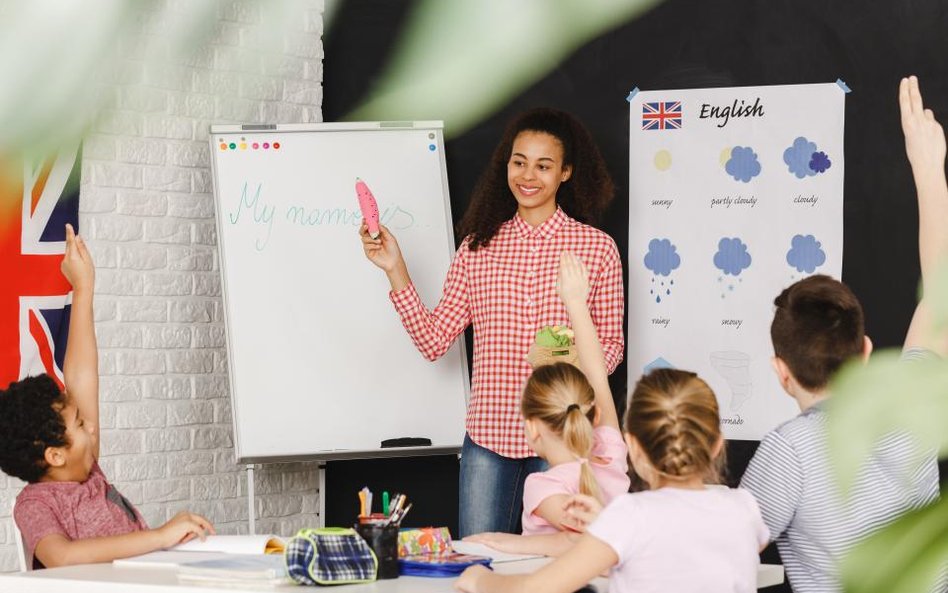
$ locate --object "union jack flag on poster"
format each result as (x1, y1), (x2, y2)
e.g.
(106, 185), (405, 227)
(0, 144), (82, 390)
(642, 101), (682, 130)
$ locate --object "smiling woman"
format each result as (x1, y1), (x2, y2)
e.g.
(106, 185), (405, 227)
(359, 108), (625, 536)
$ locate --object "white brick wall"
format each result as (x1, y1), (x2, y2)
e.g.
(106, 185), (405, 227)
(0, 0), (324, 572)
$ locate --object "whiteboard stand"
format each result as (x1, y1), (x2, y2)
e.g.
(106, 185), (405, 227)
(318, 463), (327, 528)
(246, 464), (255, 535)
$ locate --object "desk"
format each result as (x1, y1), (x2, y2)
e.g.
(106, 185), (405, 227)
(0, 561), (784, 592)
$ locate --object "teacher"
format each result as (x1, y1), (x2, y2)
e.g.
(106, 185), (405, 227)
(360, 108), (624, 536)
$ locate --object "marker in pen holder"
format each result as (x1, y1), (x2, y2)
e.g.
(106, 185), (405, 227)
(355, 519), (399, 580)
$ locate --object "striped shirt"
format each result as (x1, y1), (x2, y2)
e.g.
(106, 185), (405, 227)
(740, 350), (939, 593)
(390, 208), (624, 458)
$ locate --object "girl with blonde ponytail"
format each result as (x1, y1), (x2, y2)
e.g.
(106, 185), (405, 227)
(465, 253), (629, 552)
(458, 366), (770, 593)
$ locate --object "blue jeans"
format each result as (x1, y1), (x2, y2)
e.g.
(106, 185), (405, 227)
(458, 434), (547, 537)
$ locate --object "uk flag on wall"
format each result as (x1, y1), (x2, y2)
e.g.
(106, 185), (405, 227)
(642, 101), (682, 130)
(0, 143), (82, 390)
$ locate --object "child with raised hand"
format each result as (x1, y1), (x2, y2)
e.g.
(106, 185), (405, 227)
(456, 368), (768, 593)
(0, 224), (214, 570)
(738, 75), (943, 593)
(464, 252), (629, 553)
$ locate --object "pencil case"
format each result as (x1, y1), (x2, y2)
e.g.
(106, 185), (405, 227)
(285, 527), (378, 586)
(399, 552), (492, 577)
(397, 526), (453, 557)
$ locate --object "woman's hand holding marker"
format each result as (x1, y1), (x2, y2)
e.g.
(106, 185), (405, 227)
(355, 178), (411, 290)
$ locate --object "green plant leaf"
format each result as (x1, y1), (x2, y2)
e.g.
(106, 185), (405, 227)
(841, 494), (948, 593)
(828, 351), (948, 493)
(347, 0), (663, 138)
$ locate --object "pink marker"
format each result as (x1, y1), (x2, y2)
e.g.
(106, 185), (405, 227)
(355, 178), (380, 239)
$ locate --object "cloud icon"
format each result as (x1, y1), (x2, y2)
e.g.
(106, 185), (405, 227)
(786, 234), (826, 273)
(784, 137), (831, 178)
(725, 146), (762, 182)
(714, 237), (752, 276)
(784, 137), (818, 178)
(809, 151), (831, 173)
(644, 238), (681, 276)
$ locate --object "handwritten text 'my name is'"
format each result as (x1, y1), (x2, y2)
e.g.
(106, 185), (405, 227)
(228, 182), (416, 250)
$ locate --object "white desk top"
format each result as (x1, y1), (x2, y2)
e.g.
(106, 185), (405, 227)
(0, 560), (784, 592)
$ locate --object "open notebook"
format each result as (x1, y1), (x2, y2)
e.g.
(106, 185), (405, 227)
(114, 535), (286, 569)
(172, 534), (285, 555)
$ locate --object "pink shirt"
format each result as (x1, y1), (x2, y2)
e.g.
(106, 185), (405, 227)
(14, 462), (147, 569)
(587, 487), (769, 593)
(521, 426), (630, 535)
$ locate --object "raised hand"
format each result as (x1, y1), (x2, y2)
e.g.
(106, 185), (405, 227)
(556, 251), (590, 307)
(899, 75), (946, 178)
(61, 223), (95, 292)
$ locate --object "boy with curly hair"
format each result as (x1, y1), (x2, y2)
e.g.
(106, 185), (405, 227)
(0, 224), (213, 569)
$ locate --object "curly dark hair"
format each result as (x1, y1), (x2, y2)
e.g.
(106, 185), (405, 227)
(0, 375), (68, 483)
(458, 108), (616, 250)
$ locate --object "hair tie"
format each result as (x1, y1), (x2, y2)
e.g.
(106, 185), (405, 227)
(566, 403), (580, 413)
(576, 457), (588, 465)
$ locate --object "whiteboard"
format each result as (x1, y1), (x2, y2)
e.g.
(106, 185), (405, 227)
(209, 122), (470, 463)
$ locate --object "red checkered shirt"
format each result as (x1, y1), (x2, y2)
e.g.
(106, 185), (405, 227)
(390, 208), (624, 458)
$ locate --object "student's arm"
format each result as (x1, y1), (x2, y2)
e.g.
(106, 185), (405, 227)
(900, 76), (948, 356)
(587, 241), (624, 373)
(361, 223), (472, 361)
(59, 224), (100, 457)
(454, 533), (617, 593)
(463, 531), (577, 557)
(532, 493), (574, 534)
(33, 511), (214, 568)
(557, 252), (619, 430)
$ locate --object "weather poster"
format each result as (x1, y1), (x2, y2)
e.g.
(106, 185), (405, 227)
(627, 83), (845, 439)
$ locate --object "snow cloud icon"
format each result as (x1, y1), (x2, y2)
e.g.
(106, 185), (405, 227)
(713, 237), (752, 276)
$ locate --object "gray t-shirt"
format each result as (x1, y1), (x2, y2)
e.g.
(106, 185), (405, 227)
(740, 349), (940, 593)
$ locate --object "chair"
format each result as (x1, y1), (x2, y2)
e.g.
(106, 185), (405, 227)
(10, 500), (27, 572)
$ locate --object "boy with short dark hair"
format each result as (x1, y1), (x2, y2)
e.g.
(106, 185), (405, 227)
(0, 224), (214, 569)
(740, 76), (945, 593)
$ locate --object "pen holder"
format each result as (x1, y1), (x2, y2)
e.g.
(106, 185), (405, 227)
(355, 522), (399, 579)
